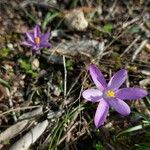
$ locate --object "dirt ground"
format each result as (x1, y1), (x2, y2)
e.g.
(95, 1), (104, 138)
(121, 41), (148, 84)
(0, 0), (149, 150)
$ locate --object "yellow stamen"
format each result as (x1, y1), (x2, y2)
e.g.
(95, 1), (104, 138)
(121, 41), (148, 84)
(106, 90), (115, 97)
(35, 37), (40, 44)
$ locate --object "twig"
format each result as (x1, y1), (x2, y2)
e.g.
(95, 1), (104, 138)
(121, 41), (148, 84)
(43, 42), (64, 56)
(94, 31), (125, 62)
(6, 88), (17, 122)
(69, 69), (88, 106)
(18, 106), (43, 120)
(20, 0), (60, 11)
(105, 0), (118, 19)
(41, 42), (64, 64)
(0, 105), (41, 117)
(93, 16), (142, 63)
(140, 70), (150, 76)
(126, 71), (130, 88)
(121, 36), (141, 57)
(58, 122), (79, 145)
(8, 97), (17, 122)
(66, 71), (83, 97)
(0, 120), (29, 142)
(132, 39), (148, 62)
(140, 78), (150, 87)
(122, 17), (140, 29)
(63, 55), (67, 97)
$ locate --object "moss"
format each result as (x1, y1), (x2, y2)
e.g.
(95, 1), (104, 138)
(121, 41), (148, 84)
(18, 58), (38, 78)
(112, 52), (123, 69)
(0, 47), (11, 59)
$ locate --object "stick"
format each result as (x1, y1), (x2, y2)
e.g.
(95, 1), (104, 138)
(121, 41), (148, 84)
(63, 55), (67, 97)
(132, 40), (147, 62)
(121, 36), (140, 57)
(0, 106), (41, 117)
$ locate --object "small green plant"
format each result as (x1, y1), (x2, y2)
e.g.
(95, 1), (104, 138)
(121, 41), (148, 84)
(102, 23), (113, 34)
(19, 58), (38, 78)
(129, 25), (140, 33)
(3, 139), (11, 145)
(42, 11), (59, 31)
(48, 104), (85, 149)
(95, 141), (103, 150)
(66, 59), (74, 70)
(0, 48), (11, 59)
(134, 128), (150, 150)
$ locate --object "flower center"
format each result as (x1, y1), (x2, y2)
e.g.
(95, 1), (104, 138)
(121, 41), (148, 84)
(35, 37), (40, 44)
(106, 90), (115, 97)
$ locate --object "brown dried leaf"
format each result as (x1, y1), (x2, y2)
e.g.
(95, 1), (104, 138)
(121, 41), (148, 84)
(0, 84), (8, 102)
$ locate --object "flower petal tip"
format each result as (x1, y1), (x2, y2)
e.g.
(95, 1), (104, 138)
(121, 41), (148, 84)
(116, 88), (148, 100)
(94, 100), (109, 128)
(121, 69), (127, 73)
(121, 108), (131, 116)
(108, 69), (128, 89)
(88, 64), (107, 90)
(34, 25), (40, 31)
(34, 25), (41, 37)
(94, 119), (105, 128)
(82, 89), (102, 102)
(117, 69), (128, 78)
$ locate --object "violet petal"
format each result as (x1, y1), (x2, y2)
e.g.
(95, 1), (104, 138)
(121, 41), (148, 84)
(89, 64), (107, 91)
(40, 42), (51, 48)
(33, 45), (40, 51)
(82, 89), (103, 102)
(26, 32), (35, 43)
(108, 69), (127, 90)
(108, 98), (130, 116)
(34, 25), (41, 38)
(22, 41), (33, 47)
(116, 88), (148, 100)
(41, 32), (50, 42)
(94, 99), (109, 128)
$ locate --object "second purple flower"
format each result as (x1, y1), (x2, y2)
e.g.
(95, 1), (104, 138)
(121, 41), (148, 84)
(22, 25), (51, 52)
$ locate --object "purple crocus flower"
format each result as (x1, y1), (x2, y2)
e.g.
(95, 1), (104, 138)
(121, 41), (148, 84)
(82, 64), (148, 128)
(22, 25), (51, 52)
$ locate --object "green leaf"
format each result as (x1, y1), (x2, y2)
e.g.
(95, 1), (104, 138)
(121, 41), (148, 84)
(129, 26), (140, 33)
(19, 59), (38, 78)
(0, 48), (11, 59)
(3, 139), (10, 145)
(102, 23), (113, 34)
(69, 0), (79, 8)
(95, 142), (103, 150)
(0, 78), (10, 88)
(42, 11), (59, 31)
(66, 59), (74, 70)
(19, 59), (31, 71)
(117, 122), (150, 137)
(135, 143), (150, 150)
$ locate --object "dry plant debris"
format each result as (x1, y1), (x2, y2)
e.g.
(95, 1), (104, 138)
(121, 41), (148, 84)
(0, 0), (149, 150)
